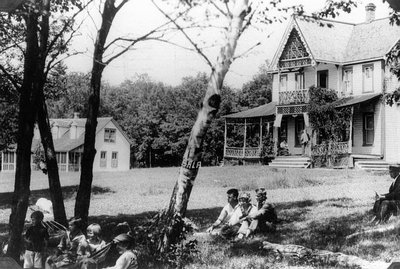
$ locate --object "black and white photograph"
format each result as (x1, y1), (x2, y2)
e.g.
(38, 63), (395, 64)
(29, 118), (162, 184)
(1, 0), (400, 268)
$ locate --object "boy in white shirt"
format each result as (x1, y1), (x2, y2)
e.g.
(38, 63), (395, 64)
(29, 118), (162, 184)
(207, 189), (240, 235)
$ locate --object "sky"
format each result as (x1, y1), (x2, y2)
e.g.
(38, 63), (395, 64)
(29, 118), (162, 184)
(65, 0), (392, 89)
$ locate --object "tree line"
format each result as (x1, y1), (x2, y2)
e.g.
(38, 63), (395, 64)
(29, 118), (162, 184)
(2, 68), (272, 168)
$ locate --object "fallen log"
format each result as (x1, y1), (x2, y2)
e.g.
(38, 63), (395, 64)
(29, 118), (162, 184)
(262, 241), (389, 269)
(346, 224), (397, 240)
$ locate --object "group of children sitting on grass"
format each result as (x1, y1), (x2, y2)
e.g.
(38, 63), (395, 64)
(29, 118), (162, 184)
(23, 211), (137, 269)
(206, 188), (277, 240)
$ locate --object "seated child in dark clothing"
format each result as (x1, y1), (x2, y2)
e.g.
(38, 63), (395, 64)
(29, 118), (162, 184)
(24, 210), (49, 269)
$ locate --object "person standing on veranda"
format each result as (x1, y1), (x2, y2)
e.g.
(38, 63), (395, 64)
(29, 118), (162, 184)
(300, 129), (310, 156)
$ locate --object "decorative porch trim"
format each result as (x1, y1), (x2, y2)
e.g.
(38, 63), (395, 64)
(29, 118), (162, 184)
(277, 104), (308, 115)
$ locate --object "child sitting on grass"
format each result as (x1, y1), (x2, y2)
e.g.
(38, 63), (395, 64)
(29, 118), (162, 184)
(79, 223), (107, 269)
(24, 210), (49, 269)
(45, 217), (88, 269)
(104, 233), (137, 269)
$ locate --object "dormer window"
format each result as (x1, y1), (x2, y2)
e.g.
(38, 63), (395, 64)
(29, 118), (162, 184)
(104, 128), (116, 143)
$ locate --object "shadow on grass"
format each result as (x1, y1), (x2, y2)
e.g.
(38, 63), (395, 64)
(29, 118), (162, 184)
(0, 185), (114, 210)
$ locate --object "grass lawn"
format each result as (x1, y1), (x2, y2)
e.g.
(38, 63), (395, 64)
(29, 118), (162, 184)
(0, 166), (397, 268)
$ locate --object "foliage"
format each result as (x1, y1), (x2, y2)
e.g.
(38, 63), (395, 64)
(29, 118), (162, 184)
(238, 63), (272, 108)
(132, 212), (198, 268)
(0, 77), (18, 151)
(308, 86), (351, 142)
(47, 72), (91, 118)
(384, 88), (400, 106)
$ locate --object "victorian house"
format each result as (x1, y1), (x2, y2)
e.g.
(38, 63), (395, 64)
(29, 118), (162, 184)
(224, 3), (400, 169)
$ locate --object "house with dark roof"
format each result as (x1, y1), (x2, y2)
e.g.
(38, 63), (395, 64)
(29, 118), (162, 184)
(223, 3), (400, 169)
(1, 113), (131, 172)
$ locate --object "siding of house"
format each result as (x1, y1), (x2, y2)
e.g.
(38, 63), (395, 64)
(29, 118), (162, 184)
(272, 73), (279, 103)
(347, 60), (383, 96)
(384, 102), (400, 162)
(351, 101), (382, 156)
(93, 121), (130, 171)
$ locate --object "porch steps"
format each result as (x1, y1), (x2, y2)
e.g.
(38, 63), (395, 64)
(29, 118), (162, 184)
(268, 156), (311, 169)
(354, 159), (389, 171)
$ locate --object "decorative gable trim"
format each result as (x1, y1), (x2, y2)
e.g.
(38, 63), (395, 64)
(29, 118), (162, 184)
(269, 16), (315, 71)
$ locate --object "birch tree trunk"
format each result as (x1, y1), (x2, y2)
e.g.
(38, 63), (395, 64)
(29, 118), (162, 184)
(160, 0), (249, 252)
(7, 11), (39, 261)
(74, 0), (120, 226)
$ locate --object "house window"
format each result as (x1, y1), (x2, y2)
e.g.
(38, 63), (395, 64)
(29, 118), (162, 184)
(343, 68), (353, 95)
(3, 151), (15, 170)
(104, 128), (116, 143)
(56, 152), (67, 171)
(363, 65), (374, 93)
(363, 113), (374, 146)
(100, 151), (107, 168)
(280, 75), (288, 91)
(295, 73), (305, 90)
(295, 117), (305, 147)
(68, 152), (80, 172)
(111, 152), (118, 168)
(317, 70), (329, 88)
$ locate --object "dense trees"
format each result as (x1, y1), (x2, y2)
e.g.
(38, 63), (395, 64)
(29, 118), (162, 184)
(47, 72), (243, 167)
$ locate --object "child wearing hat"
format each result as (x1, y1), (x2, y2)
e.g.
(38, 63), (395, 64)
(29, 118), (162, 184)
(104, 233), (137, 269)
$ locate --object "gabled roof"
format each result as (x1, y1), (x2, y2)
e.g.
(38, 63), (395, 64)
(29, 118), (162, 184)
(269, 15), (400, 71)
(224, 102), (276, 119)
(32, 117), (132, 152)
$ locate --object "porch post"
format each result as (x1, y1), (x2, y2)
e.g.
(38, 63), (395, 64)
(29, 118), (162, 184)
(314, 65), (318, 86)
(348, 106), (354, 154)
(66, 151), (69, 172)
(224, 118), (227, 159)
(243, 118), (247, 158)
(336, 65), (342, 96)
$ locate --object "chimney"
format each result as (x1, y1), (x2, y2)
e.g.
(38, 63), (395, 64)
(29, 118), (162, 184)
(365, 3), (376, 23)
(70, 121), (77, 139)
(73, 112), (80, 119)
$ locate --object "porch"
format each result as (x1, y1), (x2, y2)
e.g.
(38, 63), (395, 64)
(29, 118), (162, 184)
(223, 102), (276, 163)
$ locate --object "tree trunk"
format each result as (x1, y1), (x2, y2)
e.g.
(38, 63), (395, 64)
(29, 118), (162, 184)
(36, 93), (67, 225)
(35, 0), (67, 226)
(159, 0), (249, 252)
(7, 11), (39, 261)
(74, 0), (119, 226)
(262, 241), (389, 269)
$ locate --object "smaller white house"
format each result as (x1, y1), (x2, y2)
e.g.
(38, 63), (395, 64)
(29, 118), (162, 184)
(1, 114), (131, 172)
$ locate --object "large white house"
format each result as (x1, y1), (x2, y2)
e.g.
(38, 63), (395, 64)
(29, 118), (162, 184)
(224, 3), (400, 168)
(1, 114), (131, 172)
